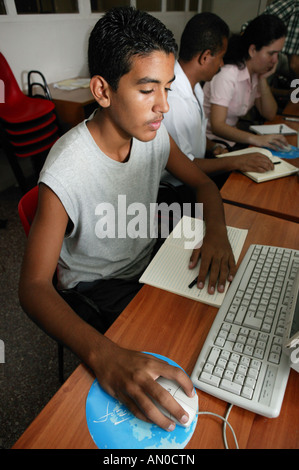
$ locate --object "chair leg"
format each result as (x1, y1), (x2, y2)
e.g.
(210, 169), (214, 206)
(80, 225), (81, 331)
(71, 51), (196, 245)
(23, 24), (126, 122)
(5, 150), (29, 193)
(58, 343), (64, 383)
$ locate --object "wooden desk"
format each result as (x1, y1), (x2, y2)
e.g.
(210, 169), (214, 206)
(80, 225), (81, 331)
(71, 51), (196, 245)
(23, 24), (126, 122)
(49, 80), (96, 129)
(221, 171), (299, 223)
(221, 115), (299, 223)
(12, 204), (299, 449)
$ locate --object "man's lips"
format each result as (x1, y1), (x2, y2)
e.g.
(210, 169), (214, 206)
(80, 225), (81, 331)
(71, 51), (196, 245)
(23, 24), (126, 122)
(148, 118), (163, 131)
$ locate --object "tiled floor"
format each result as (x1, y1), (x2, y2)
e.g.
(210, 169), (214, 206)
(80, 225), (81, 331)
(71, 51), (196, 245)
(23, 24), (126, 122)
(0, 186), (79, 449)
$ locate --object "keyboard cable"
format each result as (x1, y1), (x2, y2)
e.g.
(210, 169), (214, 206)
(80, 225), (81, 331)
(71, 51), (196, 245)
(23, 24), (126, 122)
(196, 404), (239, 449)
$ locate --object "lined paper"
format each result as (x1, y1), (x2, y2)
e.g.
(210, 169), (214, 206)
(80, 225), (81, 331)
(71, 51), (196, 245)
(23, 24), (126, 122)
(140, 216), (248, 308)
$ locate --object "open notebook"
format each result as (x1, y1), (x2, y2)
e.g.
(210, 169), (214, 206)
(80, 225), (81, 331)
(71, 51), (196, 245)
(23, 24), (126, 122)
(139, 216), (248, 308)
(216, 147), (298, 183)
(249, 124), (296, 135)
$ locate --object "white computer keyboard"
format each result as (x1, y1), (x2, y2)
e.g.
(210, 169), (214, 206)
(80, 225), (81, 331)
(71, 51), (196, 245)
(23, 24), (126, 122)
(191, 244), (299, 418)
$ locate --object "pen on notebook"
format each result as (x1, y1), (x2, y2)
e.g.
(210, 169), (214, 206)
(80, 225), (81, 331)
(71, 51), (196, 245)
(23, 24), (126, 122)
(188, 277), (198, 289)
(274, 161), (281, 165)
(279, 124), (283, 133)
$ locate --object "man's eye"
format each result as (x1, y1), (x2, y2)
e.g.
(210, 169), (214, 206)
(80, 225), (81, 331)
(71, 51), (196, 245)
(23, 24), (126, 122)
(140, 89), (153, 94)
(165, 88), (172, 93)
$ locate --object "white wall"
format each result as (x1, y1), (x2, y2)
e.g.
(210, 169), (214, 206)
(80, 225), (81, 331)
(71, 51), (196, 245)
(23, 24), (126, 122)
(202, 0), (269, 33)
(0, 0), (269, 90)
(0, 0), (269, 190)
(0, 0), (195, 90)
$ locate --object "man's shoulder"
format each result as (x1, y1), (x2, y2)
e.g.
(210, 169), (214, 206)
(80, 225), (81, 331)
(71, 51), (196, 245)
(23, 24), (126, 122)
(42, 121), (88, 170)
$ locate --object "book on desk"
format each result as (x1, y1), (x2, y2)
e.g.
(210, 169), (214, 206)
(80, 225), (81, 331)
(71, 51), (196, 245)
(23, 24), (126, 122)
(215, 147), (298, 183)
(139, 216), (248, 308)
(249, 124), (297, 135)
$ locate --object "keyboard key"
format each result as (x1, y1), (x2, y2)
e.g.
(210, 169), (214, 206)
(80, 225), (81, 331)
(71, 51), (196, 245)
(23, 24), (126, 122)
(240, 356), (250, 368)
(250, 359), (261, 370)
(237, 364), (248, 375)
(217, 358), (227, 369)
(253, 348), (265, 359)
(241, 386), (253, 400)
(257, 340), (267, 350)
(207, 347), (221, 365)
(237, 334), (247, 345)
(243, 312), (262, 330)
(203, 362), (214, 374)
(200, 372), (220, 387)
(227, 361), (238, 373)
(243, 345), (254, 356)
(234, 373), (245, 385)
(233, 342), (244, 354)
(268, 353), (280, 364)
(220, 379), (242, 395)
(227, 332), (237, 342)
(220, 350), (230, 361)
(231, 353), (241, 363)
(215, 336), (225, 347)
(224, 370), (234, 381)
(261, 323), (271, 333)
(213, 366), (224, 378)
(245, 376), (256, 389)
(248, 367), (259, 380)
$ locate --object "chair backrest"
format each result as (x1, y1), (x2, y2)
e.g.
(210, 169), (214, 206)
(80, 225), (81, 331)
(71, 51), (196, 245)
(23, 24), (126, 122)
(18, 185), (39, 236)
(0, 52), (25, 109)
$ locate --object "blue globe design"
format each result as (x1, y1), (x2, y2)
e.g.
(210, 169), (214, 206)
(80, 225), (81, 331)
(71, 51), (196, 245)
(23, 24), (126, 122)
(86, 354), (198, 449)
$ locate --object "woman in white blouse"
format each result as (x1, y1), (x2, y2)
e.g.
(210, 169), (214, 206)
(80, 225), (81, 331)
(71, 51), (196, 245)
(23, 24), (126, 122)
(204, 14), (289, 150)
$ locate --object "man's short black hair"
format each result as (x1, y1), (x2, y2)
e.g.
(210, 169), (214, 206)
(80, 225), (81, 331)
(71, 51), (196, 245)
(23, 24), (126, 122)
(88, 6), (178, 91)
(179, 12), (229, 62)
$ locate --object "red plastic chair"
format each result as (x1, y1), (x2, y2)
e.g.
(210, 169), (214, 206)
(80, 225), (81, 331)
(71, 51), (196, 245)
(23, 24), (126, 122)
(18, 185), (64, 383)
(17, 185), (39, 236)
(0, 53), (60, 193)
(0, 53), (55, 124)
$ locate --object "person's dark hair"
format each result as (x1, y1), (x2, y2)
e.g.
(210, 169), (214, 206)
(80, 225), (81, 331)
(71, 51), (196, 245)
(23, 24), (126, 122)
(224, 14), (287, 68)
(88, 6), (178, 90)
(179, 12), (229, 62)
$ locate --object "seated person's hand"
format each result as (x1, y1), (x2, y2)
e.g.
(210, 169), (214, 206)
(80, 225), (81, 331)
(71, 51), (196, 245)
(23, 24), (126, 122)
(234, 152), (275, 173)
(253, 133), (289, 151)
(95, 342), (195, 431)
(188, 227), (236, 294)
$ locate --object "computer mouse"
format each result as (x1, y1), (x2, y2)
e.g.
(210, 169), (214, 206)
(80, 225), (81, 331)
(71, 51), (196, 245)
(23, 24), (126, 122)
(153, 376), (198, 428)
(280, 144), (292, 152)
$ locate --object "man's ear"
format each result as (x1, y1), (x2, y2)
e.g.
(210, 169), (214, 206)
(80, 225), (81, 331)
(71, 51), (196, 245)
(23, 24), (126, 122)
(198, 50), (211, 66)
(89, 75), (111, 108)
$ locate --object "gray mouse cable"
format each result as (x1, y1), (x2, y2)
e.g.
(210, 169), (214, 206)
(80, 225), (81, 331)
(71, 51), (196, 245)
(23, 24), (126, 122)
(196, 404), (239, 449)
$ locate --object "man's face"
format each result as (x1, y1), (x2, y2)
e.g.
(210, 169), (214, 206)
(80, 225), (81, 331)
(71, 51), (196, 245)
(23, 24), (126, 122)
(203, 37), (228, 82)
(108, 51), (175, 142)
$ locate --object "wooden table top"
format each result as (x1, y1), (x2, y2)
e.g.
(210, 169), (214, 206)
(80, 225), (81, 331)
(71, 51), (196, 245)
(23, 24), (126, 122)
(221, 113), (299, 223)
(49, 79), (94, 105)
(12, 204), (299, 450)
